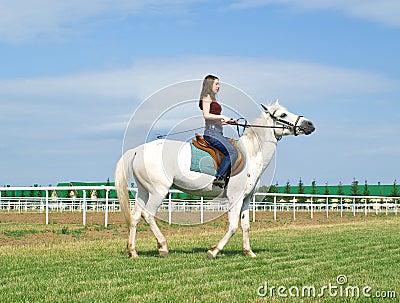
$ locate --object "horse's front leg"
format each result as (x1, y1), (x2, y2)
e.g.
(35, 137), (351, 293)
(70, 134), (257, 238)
(241, 197), (256, 258)
(206, 199), (243, 259)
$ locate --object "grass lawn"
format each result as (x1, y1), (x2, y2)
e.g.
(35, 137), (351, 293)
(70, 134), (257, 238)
(0, 214), (399, 302)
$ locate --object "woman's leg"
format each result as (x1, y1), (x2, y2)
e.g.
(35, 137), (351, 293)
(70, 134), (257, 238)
(204, 134), (238, 179)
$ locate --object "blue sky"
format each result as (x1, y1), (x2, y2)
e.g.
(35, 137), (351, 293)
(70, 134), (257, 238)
(0, 0), (399, 187)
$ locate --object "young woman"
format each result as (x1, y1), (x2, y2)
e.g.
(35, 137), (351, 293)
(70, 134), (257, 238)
(199, 75), (238, 187)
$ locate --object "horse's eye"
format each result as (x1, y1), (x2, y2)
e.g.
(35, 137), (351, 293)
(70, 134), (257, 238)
(280, 113), (287, 118)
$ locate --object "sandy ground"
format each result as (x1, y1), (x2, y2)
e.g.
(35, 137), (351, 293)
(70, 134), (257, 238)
(1, 210), (396, 247)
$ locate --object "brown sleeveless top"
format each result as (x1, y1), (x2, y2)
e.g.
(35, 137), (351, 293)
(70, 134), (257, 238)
(209, 100), (222, 115)
(205, 100), (223, 128)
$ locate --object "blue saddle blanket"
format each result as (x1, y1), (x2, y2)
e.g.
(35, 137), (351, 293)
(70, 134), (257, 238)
(190, 140), (245, 176)
(190, 143), (217, 176)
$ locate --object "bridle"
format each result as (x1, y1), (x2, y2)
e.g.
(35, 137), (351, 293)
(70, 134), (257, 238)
(269, 109), (303, 136)
(235, 109), (303, 138)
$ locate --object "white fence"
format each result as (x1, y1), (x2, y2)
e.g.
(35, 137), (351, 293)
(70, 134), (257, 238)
(1, 186), (398, 226)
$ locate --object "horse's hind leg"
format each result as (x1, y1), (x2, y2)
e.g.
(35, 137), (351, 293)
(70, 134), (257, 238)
(127, 187), (148, 258)
(127, 203), (144, 258)
(142, 192), (169, 257)
(142, 211), (169, 257)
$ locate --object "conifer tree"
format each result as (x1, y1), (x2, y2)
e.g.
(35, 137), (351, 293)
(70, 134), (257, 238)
(284, 180), (291, 194)
(363, 180), (370, 204)
(263, 182), (278, 202)
(298, 178), (306, 202)
(324, 182), (330, 195)
(350, 178), (360, 196)
(390, 179), (399, 197)
(337, 181), (344, 196)
(268, 182), (278, 193)
(351, 178), (361, 203)
(311, 180), (317, 195)
(298, 178), (305, 195)
(363, 180), (370, 196)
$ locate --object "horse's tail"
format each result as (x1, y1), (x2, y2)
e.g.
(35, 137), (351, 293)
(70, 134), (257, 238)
(115, 150), (136, 227)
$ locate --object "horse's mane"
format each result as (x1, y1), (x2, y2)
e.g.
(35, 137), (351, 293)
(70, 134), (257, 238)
(267, 102), (287, 115)
(250, 103), (286, 127)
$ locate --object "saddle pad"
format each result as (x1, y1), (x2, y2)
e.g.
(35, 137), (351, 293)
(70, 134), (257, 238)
(190, 143), (217, 176)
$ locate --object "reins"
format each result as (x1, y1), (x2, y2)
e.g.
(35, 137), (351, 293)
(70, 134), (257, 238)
(156, 126), (205, 139)
(156, 111), (302, 139)
(234, 118), (290, 137)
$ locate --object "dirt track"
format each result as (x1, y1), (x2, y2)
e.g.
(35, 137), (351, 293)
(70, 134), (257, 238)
(0, 210), (376, 226)
(1, 211), (397, 246)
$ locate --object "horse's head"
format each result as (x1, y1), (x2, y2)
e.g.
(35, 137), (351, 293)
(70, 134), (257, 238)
(261, 101), (315, 138)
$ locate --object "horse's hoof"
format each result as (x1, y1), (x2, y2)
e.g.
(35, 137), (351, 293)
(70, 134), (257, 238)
(159, 250), (169, 258)
(206, 249), (217, 259)
(127, 251), (139, 258)
(244, 249), (257, 258)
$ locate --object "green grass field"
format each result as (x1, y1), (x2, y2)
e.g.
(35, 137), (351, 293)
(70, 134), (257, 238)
(0, 214), (399, 302)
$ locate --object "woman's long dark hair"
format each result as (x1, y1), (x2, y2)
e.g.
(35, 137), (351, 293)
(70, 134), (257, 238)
(199, 74), (218, 110)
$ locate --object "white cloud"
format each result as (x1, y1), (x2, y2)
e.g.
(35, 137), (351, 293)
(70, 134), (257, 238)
(230, 0), (400, 27)
(1, 56), (397, 103)
(0, 0), (198, 43)
(2, 0), (398, 44)
(1, 55), (398, 150)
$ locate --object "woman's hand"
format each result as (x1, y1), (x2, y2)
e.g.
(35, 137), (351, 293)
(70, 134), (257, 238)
(221, 117), (238, 124)
(221, 116), (231, 123)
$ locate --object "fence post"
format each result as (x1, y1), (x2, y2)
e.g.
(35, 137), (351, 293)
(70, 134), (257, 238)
(83, 190), (87, 226)
(340, 197), (343, 218)
(273, 195), (277, 221)
(385, 198), (388, 216)
(310, 197), (313, 219)
(326, 197), (329, 218)
(59, 194), (63, 213)
(395, 199), (397, 216)
(252, 195), (256, 222)
(45, 189), (49, 225)
(105, 190), (109, 228)
(293, 197), (296, 220)
(353, 198), (356, 216)
(168, 192), (172, 225)
(364, 199), (368, 216)
(200, 196), (204, 224)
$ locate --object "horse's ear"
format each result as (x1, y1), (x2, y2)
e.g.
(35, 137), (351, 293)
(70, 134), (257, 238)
(275, 99), (280, 105)
(261, 104), (269, 114)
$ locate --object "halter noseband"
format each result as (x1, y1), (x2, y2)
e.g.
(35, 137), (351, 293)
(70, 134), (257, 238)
(270, 109), (303, 136)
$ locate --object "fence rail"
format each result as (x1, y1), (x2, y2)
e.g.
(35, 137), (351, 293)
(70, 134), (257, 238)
(1, 186), (398, 226)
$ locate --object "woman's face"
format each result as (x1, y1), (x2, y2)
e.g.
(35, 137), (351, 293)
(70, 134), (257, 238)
(212, 79), (220, 94)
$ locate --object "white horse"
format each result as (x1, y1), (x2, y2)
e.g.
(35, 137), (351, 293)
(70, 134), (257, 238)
(115, 101), (315, 258)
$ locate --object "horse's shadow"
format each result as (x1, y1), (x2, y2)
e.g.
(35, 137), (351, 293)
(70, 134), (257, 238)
(122, 247), (270, 258)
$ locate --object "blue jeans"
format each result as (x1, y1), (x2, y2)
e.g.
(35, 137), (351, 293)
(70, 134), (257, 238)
(204, 126), (238, 179)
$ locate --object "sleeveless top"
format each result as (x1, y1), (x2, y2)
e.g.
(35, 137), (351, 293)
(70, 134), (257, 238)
(205, 100), (223, 128)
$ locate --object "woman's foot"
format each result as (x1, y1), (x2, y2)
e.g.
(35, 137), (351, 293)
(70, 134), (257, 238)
(213, 177), (225, 188)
